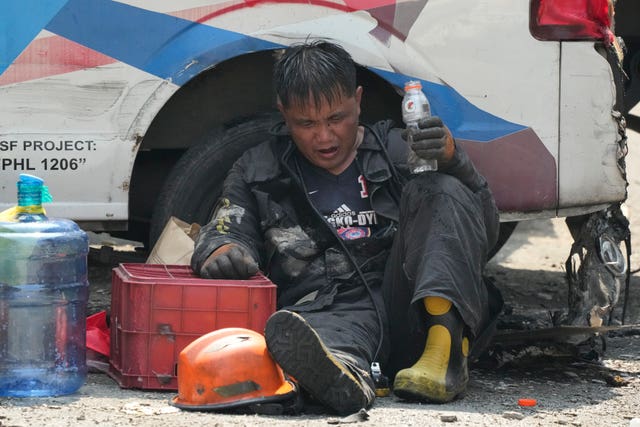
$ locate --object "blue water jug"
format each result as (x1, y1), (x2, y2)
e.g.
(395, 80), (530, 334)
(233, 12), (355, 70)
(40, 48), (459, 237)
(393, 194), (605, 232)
(0, 174), (89, 397)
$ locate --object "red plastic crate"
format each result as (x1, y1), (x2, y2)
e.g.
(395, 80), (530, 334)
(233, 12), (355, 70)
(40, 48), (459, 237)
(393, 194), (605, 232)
(108, 263), (276, 390)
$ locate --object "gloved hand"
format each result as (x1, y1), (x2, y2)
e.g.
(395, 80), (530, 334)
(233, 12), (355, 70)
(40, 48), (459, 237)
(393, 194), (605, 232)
(402, 116), (455, 164)
(200, 243), (259, 280)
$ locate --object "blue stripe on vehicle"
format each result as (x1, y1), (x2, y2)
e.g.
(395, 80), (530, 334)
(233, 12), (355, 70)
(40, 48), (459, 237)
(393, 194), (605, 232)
(371, 68), (526, 142)
(45, 0), (279, 86)
(0, 0), (69, 76)
(42, 0), (524, 142)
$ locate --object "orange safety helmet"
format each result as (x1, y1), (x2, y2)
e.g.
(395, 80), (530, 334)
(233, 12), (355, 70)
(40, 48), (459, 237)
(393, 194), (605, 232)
(171, 327), (297, 412)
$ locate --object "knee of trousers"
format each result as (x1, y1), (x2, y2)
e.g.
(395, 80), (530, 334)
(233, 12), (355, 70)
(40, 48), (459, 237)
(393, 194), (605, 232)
(403, 173), (475, 207)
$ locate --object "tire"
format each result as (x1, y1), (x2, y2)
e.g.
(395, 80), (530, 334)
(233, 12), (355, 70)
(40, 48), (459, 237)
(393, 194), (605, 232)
(149, 114), (279, 248)
(488, 221), (518, 260)
(151, 115), (519, 258)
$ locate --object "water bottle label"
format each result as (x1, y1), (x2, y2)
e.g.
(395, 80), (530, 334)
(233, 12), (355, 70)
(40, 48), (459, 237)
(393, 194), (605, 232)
(402, 95), (430, 123)
(403, 98), (418, 114)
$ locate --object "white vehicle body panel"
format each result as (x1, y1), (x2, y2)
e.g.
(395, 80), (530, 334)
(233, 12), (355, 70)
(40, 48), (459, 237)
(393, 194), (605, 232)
(1, 64), (177, 220)
(0, 0), (625, 225)
(559, 43), (625, 209)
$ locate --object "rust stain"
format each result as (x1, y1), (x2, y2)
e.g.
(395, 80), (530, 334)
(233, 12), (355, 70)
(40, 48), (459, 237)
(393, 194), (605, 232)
(133, 134), (143, 152)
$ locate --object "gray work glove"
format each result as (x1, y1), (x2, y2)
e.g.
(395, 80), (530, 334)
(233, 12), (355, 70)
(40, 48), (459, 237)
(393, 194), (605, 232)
(402, 116), (455, 164)
(200, 243), (258, 280)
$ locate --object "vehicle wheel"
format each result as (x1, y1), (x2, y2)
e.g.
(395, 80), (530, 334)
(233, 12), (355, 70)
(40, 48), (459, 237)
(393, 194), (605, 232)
(149, 114), (280, 248)
(488, 221), (518, 260)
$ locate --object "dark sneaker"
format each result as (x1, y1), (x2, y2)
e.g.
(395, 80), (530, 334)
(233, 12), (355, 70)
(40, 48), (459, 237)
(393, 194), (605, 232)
(264, 310), (370, 415)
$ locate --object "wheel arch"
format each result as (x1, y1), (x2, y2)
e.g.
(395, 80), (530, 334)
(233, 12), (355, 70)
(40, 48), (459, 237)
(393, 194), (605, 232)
(126, 49), (402, 244)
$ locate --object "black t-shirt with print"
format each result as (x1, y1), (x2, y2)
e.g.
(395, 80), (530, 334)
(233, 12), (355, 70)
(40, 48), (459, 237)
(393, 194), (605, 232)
(298, 155), (379, 241)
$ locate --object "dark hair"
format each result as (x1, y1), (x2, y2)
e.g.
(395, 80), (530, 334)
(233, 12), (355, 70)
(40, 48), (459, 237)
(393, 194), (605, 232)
(273, 40), (357, 110)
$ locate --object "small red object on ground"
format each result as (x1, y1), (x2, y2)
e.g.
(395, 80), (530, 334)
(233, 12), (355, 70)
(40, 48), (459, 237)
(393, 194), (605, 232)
(518, 398), (537, 407)
(86, 310), (110, 357)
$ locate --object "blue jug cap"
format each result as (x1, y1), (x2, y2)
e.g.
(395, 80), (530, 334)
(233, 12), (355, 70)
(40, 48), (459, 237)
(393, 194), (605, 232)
(19, 174), (44, 185)
(17, 174), (53, 205)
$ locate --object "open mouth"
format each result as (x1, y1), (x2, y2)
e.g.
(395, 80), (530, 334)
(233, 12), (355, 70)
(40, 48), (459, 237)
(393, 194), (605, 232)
(318, 147), (338, 156)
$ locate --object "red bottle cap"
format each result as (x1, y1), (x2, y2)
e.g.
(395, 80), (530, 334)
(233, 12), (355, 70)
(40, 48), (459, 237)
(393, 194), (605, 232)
(518, 398), (537, 407)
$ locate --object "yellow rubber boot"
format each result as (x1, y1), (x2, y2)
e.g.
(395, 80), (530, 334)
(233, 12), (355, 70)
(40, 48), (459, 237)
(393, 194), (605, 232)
(392, 297), (469, 403)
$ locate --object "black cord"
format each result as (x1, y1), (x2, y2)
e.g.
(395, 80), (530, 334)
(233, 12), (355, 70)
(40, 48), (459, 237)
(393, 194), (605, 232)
(293, 154), (386, 363)
(621, 234), (632, 324)
(289, 123), (406, 365)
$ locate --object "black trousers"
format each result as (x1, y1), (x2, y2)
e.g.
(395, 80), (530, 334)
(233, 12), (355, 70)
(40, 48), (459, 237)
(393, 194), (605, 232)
(383, 173), (502, 377)
(285, 172), (501, 386)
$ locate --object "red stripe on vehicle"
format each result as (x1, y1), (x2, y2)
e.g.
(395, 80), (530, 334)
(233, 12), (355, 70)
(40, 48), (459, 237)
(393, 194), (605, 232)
(458, 128), (558, 213)
(0, 36), (115, 86)
(170, 0), (406, 39)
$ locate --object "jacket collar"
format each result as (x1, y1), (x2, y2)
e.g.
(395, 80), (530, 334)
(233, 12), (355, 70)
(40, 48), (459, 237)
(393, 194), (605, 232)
(357, 124), (394, 183)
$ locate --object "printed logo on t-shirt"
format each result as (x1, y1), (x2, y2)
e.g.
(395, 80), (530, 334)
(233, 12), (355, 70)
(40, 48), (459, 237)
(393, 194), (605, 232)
(299, 157), (378, 241)
(326, 203), (377, 240)
(337, 226), (371, 240)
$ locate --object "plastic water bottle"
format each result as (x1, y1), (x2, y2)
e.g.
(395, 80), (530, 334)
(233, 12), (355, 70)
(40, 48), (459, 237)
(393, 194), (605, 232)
(401, 80), (437, 172)
(0, 174), (89, 397)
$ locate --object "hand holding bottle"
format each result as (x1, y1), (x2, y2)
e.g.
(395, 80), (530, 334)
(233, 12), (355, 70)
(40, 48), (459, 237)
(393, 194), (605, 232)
(402, 80), (436, 173)
(402, 116), (455, 166)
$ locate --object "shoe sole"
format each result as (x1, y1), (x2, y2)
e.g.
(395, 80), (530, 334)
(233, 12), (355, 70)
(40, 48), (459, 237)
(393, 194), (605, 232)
(393, 366), (467, 403)
(265, 311), (367, 415)
(393, 375), (459, 403)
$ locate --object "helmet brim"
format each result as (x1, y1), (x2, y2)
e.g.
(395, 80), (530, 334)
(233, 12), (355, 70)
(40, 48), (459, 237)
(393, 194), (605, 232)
(169, 379), (297, 411)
